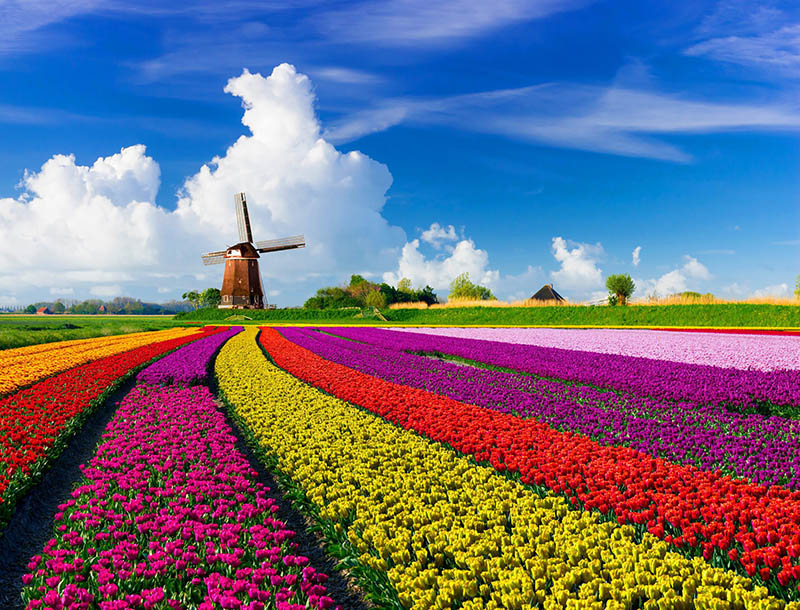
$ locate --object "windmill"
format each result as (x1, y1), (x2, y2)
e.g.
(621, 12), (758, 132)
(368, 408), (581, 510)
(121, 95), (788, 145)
(201, 193), (305, 309)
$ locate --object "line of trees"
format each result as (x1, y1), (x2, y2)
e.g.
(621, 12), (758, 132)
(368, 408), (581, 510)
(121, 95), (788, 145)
(304, 275), (438, 310)
(23, 297), (195, 315)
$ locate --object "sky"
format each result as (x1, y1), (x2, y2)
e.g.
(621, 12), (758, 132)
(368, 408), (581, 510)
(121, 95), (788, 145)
(0, 0), (798, 307)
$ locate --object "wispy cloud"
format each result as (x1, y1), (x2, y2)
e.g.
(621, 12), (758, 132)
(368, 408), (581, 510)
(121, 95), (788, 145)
(324, 82), (800, 161)
(312, 0), (589, 47)
(686, 24), (800, 73)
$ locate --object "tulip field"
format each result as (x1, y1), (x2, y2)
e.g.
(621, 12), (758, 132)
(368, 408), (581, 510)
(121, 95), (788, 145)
(2, 324), (800, 610)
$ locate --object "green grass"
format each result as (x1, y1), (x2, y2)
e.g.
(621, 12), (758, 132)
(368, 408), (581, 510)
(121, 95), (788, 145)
(0, 315), (196, 351)
(177, 303), (800, 328)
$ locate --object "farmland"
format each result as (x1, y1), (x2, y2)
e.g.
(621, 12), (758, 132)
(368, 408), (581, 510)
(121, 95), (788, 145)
(2, 324), (800, 609)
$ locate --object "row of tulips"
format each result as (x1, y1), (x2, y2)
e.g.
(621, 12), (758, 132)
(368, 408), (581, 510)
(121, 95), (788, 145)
(136, 326), (243, 386)
(389, 327), (800, 371)
(216, 327), (797, 610)
(282, 328), (800, 489)
(331, 327), (800, 409)
(265, 328), (800, 596)
(0, 328), (200, 397)
(22, 382), (336, 610)
(0, 327), (219, 528)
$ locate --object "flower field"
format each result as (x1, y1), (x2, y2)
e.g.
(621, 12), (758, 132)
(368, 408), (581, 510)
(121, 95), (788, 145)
(3, 323), (800, 609)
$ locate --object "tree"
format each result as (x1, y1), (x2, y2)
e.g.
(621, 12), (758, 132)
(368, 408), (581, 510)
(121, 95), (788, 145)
(397, 278), (413, 294)
(182, 290), (202, 310)
(25, 304), (36, 314)
(606, 274), (635, 306)
(365, 290), (387, 309)
(53, 301), (66, 314)
(795, 274), (800, 300)
(448, 272), (496, 301)
(200, 287), (221, 308)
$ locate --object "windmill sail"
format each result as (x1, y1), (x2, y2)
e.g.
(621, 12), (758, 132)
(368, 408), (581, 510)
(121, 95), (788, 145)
(255, 234), (305, 253)
(234, 192), (253, 243)
(201, 250), (227, 265)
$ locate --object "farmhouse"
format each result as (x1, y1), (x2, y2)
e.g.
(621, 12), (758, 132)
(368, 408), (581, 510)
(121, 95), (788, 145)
(35, 306), (51, 315)
(530, 284), (566, 302)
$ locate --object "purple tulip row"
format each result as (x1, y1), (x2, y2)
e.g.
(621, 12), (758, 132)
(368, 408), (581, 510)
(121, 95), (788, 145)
(136, 326), (243, 386)
(22, 331), (337, 610)
(281, 327), (800, 489)
(390, 327), (800, 372)
(331, 327), (800, 410)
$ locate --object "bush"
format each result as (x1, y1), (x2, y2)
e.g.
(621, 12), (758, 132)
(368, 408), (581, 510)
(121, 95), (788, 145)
(606, 274), (635, 306)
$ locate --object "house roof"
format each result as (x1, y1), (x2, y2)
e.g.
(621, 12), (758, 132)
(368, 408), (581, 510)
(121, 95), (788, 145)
(530, 284), (566, 302)
(36, 306), (50, 314)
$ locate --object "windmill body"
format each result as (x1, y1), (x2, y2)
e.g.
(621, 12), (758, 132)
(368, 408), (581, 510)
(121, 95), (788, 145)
(202, 193), (305, 309)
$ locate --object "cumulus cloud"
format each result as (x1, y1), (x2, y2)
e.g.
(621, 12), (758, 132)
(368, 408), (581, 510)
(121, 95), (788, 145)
(632, 245), (641, 267)
(90, 284), (122, 297)
(751, 283), (790, 298)
(549, 237), (604, 294)
(383, 236), (499, 295)
(420, 222), (458, 249)
(636, 256), (711, 297)
(0, 64), (407, 305)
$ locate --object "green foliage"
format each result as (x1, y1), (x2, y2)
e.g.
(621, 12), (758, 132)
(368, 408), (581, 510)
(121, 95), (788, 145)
(448, 272), (496, 301)
(304, 276), (439, 309)
(52, 301), (66, 314)
(397, 278), (413, 293)
(795, 274), (800, 300)
(182, 290), (202, 310)
(605, 274), (635, 306)
(365, 290), (387, 309)
(200, 287), (221, 308)
(25, 304), (36, 314)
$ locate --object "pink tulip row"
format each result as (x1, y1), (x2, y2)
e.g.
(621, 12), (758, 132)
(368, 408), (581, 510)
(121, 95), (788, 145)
(21, 382), (337, 610)
(390, 327), (800, 371)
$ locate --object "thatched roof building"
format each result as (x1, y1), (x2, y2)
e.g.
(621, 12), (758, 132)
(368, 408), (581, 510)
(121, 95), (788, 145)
(530, 284), (566, 302)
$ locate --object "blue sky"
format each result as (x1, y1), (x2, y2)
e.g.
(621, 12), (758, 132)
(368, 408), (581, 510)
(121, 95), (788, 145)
(0, 0), (798, 306)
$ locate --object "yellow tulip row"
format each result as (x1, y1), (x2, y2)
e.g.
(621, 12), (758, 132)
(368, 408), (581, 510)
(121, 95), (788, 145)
(215, 328), (796, 610)
(0, 327), (201, 395)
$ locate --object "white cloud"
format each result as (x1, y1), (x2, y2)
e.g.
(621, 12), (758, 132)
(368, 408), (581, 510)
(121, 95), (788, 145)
(90, 284), (122, 297)
(0, 295), (19, 307)
(549, 236), (604, 294)
(632, 245), (641, 267)
(326, 82), (800, 162)
(0, 64), (407, 306)
(313, 0), (588, 47)
(751, 283), (790, 298)
(383, 237), (499, 295)
(420, 222), (458, 249)
(157, 287), (172, 294)
(637, 256), (711, 297)
(686, 24), (800, 74)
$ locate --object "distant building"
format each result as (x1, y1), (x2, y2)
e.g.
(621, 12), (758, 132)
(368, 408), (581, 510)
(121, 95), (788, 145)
(36, 306), (51, 315)
(97, 305), (106, 314)
(530, 284), (566, 302)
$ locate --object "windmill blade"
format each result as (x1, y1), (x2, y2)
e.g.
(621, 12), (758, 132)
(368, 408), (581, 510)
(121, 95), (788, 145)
(234, 192), (253, 243)
(255, 234), (306, 253)
(201, 251), (227, 265)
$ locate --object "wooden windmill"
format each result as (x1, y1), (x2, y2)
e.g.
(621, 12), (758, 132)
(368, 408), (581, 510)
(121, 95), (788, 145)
(201, 193), (305, 309)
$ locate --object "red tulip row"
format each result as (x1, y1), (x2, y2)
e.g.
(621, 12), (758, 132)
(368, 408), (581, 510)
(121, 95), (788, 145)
(262, 327), (800, 591)
(0, 326), (220, 528)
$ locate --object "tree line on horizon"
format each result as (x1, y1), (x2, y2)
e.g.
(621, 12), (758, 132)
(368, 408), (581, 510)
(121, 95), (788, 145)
(17, 296), (194, 315)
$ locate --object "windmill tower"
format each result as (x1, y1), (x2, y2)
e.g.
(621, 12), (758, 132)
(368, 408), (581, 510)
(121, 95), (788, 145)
(201, 193), (305, 309)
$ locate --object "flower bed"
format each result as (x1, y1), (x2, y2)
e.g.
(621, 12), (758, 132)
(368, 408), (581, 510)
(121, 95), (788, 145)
(0, 327), (220, 528)
(22, 381), (336, 610)
(0, 328), (201, 397)
(282, 327), (800, 488)
(388, 327), (800, 371)
(137, 326), (243, 386)
(265, 327), (800, 596)
(216, 328), (796, 609)
(331, 327), (800, 409)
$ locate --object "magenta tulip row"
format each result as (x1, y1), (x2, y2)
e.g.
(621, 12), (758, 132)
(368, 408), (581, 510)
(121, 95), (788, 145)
(136, 326), (243, 386)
